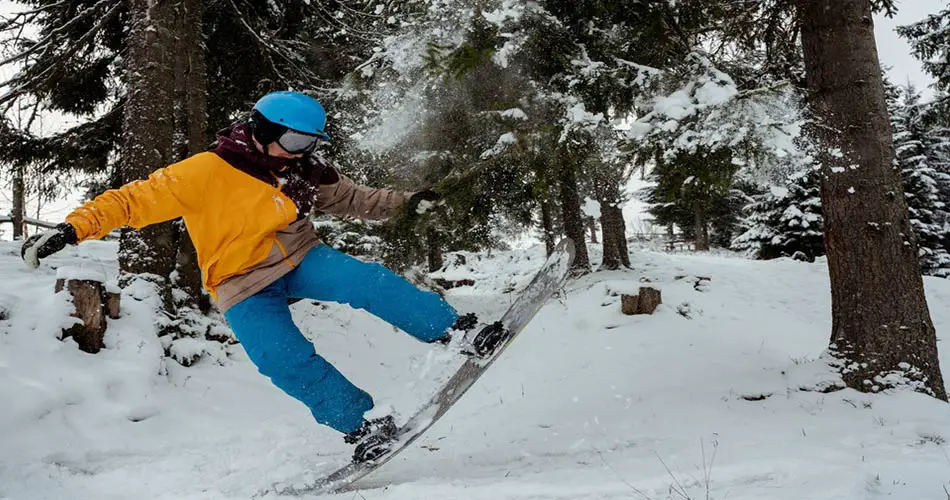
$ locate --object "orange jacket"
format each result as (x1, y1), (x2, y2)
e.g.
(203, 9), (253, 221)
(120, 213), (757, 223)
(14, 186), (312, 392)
(65, 150), (408, 309)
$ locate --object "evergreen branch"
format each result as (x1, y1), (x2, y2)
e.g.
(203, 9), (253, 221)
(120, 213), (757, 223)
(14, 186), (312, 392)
(0, 13), (34, 61)
(660, 1), (699, 56)
(735, 80), (792, 99)
(227, 0), (292, 85)
(310, 3), (388, 40)
(0, 0), (123, 108)
(228, 0), (346, 86)
(335, 0), (385, 20)
(0, 0), (70, 19)
(353, 50), (384, 74)
(0, 1), (66, 33)
(0, 0), (114, 68)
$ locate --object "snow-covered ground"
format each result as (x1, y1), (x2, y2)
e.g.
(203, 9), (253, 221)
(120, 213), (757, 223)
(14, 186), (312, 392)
(3, 238), (950, 500)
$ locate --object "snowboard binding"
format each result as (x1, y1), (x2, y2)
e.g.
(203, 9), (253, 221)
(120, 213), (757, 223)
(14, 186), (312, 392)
(469, 321), (510, 358)
(343, 415), (399, 464)
(431, 312), (479, 345)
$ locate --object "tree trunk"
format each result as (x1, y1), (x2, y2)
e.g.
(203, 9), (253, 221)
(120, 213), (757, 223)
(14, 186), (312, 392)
(798, 0), (946, 400)
(12, 104), (39, 240)
(11, 163), (24, 240)
(601, 202), (630, 268)
(426, 226), (444, 273)
(172, 0), (209, 312)
(174, 0), (208, 159)
(540, 195), (557, 256)
(693, 205), (710, 251)
(701, 220), (710, 251)
(175, 223), (210, 312)
(600, 201), (622, 270)
(559, 165), (590, 273)
(587, 216), (598, 243)
(617, 208), (630, 268)
(121, 0), (180, 318)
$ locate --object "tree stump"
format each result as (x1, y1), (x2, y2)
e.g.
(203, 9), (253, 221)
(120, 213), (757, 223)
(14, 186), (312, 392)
(105, 290), (121, 320)
(54, 278), (121, 353)
(621, 287), (662, 315)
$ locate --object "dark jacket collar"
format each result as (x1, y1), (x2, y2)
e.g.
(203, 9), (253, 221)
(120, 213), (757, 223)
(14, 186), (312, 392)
(212, 123), (289, 184)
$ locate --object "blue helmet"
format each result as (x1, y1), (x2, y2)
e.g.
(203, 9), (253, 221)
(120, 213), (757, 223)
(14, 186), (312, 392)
(252, 91), (330, 140)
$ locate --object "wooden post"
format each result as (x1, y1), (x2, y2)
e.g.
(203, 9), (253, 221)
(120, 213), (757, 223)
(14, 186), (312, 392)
(621, 287), (662, 315)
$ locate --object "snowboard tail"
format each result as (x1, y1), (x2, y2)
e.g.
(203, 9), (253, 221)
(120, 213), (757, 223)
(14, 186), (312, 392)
(276, 238), (575, 496)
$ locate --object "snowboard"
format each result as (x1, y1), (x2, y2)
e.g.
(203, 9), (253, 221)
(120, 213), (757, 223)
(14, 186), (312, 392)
(278, 238), (575, 496)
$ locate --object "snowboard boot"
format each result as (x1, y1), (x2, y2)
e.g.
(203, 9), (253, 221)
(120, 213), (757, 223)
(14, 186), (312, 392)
(470, 320), (510, 358)
(430, 312), (479, 345)
(343, 415), (399, 464)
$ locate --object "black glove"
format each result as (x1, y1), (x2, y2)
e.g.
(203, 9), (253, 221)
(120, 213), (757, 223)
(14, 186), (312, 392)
(21, 223), (78, 269)
(407, 190), (442, 216)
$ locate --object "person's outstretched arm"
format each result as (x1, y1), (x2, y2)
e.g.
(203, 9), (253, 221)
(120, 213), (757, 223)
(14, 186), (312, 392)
(22, 156), (211, 267)
(314, 166), (411, 221)
(67, 158), (211, 241)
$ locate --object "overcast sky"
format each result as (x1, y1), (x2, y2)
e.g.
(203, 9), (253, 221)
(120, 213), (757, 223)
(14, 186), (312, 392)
(875, 0), (945, 99)
(0, 1), (948, 234)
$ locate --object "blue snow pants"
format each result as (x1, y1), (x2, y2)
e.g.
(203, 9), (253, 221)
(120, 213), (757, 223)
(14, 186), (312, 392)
(224, 243), (459, 434)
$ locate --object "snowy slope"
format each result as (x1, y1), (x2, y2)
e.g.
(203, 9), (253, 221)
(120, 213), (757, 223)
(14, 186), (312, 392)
(2, 239), (950, 500)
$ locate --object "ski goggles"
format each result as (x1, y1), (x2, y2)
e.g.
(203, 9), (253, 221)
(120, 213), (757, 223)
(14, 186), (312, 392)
(277, 129), (328, 155)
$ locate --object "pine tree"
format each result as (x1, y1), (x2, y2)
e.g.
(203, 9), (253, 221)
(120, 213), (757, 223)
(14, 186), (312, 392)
(346, 0), (737, 273)
(921, 90), (950, 230)
(583, 127), (631, 269)
(897, 7), (950, 94)
(888, 83), (950, 277)
(797, 0), (946, 400)
(710, 179), (762, 250)
(735, 81), (950, 272)
(732, 168), (824, 260)
(338, 1), (575, 271)
(641, 148), (740, 251)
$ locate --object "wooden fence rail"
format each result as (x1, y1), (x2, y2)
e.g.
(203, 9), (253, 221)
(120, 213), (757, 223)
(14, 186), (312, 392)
(0, 215), (120, 239)
(0, 214), (60, 230)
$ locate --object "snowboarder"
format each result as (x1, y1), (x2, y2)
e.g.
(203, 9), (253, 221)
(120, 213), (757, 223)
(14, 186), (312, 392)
(20, 90), (506, 463)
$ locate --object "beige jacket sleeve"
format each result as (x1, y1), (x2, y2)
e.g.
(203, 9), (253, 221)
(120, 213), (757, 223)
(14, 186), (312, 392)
(315, 173), (410, 220)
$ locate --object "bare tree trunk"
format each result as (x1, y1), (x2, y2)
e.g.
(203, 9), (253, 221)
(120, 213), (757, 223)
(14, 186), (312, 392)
(617, 208), (630, 267)
(426, 226), (444, 273)
(604, 202), (630, 268)
(600, 201), (622, 270)
(586, 216), (598, 243)
(172, 0), (209, 312)
(175, 224), (210, 312)
(798, 0), (946, 400)
(11, 163), (24, 240)
(175, 0), (208, 159)
(701, 220), (710, 251)
(121, 0), (180, 318)
(559, 165), (590, 273)
(693, 205), (710, 251)
(12, 105), (40, 240)
(540, 195), (557, 256)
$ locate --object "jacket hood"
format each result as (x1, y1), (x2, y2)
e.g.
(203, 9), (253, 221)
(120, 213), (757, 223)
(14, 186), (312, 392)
(213, 123), (288, 173)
